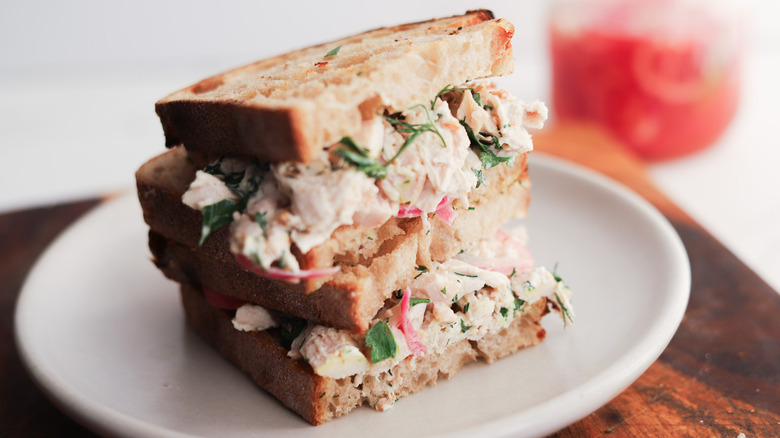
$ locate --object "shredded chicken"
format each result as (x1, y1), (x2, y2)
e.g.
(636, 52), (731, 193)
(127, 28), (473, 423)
(182, 81), (548, 273)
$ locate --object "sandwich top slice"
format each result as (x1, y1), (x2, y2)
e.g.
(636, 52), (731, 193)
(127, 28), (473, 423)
(155, 10), (514, 163)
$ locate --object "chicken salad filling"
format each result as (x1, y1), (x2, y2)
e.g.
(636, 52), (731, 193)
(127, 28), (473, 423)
(182, 82), (547, 277)
(222, 227), (574, 380)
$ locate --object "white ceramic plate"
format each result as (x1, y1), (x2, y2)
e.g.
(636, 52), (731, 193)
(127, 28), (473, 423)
(15, 155), (690, 438)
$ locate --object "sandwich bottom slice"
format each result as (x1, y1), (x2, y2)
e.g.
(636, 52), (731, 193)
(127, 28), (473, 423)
(180, 284), (549, 425)
(171, 227), (573, 425)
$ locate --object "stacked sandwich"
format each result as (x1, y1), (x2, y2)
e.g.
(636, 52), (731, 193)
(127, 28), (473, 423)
(136, 10), (573, 425)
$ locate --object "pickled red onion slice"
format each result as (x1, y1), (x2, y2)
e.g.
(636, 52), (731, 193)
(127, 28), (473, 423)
(235, 254), (340, 282)
(398, 288), (427, 357)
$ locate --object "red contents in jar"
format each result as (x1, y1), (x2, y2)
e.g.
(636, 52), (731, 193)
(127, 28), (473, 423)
(550, 0), (742, 160)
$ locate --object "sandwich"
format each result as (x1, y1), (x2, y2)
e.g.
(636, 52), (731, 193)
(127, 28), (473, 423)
(136, 9), (574, 425)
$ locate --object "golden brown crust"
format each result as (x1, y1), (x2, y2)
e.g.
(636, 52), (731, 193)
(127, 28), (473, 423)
(155, 10), (514, 163)
(179, 282), (329, 424)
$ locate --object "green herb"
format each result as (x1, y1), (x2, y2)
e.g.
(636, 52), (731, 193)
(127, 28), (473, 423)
(365, 321), (397, 363)
(472, 92), (482, 107)
(414, 265), (429, 279)
(383, 106), (446, 161)
(483, 103), (494, 111)
(473, 168), (486, 188)
(524, 280), (535, 291)
(335, 137), (387, 178)
(463, 302), (470, 313)
(509, 267), (517, 278)
(440, 287), (447, 295)
(460, 119), (513, 170)
(431, 84), (473, 109)
(339, 104), (446, 177)
(554, 291), (574, 327)
(324, 45), (342, 57)
(254, 211), (268, 235)
(410, 297), (431, 306)
(319, 392), (325, 398)
(500, 307), (509, 318)
(604, 429), (613, 434)
(454, 272), (478, 278)
(467, 206), (475, 211)
(452, 294), (459, 303)
(460, 319), (471, 333)
(199, 199), (240, 245)
(514, 298), (525, 312)
(479, 148), (514, 170)
(552, 262), (564, 283)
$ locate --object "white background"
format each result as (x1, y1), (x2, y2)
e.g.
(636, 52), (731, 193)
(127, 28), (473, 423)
(1, 0), (779, 292)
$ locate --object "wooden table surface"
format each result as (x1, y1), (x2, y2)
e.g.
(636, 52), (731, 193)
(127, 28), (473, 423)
(2, 123), (778, 437)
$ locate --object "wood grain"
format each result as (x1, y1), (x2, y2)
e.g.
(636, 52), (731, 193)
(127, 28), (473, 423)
(535, 122), (780, 437)
(0, 199), (101, 438)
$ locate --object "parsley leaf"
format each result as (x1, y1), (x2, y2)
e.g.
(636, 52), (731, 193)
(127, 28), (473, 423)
(454, 272), (478, 278)
(479, 150), (514, 170)
(472, 92), (482, 107)
(500, 307), (510, 318)
(431, 84), (474, 109)
(339, 104), (446, 179)
(199, 199), (240, 245)
(324, 45), (342, 57)
(552, 262), (564, 283)
(514, 298), (526, 311)
(335, 137), (387, 178)
(410, 297), (431, 306)
(554, 291), (575, 327)
(460, 119), (513, 170)
(384, 105), (446, 158)
(460, 319), (471, 333)
(414, 265), (429, 279)
(254, 212), (269, 235)
(473, 168), (486, 188)
(365, 321), (397, 363)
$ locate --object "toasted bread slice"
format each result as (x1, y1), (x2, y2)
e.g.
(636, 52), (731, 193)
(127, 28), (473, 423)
(155, 10), (514, 163)
(137, 147), (530, 331)
(179, 282), (548, 425)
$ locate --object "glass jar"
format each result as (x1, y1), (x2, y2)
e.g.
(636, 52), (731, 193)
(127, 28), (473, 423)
(549, 0), (743, 159)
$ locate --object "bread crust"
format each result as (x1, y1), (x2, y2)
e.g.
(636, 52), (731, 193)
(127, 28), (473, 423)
(178, 282), (549, 425)
(155, 10), (515, 162)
